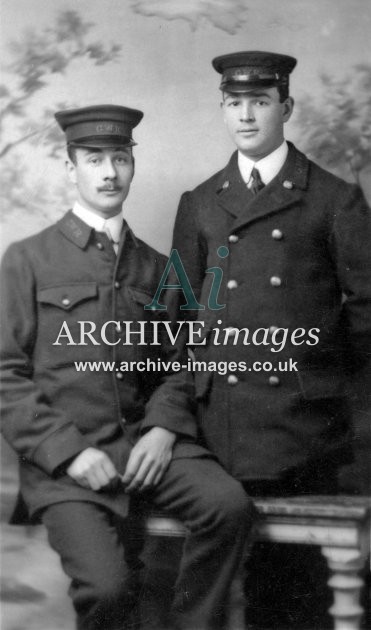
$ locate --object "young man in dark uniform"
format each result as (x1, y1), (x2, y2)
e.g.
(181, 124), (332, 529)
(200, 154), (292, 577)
(171, 52), (371, 627)
(0, 104), (254, 630)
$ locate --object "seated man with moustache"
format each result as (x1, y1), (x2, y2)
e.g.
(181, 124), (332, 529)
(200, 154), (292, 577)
(0, 104), (255, 630)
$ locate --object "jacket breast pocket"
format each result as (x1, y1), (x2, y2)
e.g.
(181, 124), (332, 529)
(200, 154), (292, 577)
(127, 286), (162, 311)
(36, 283), (99, 364)
(126, 286), (168, 325)
(37, 283), (98, 311)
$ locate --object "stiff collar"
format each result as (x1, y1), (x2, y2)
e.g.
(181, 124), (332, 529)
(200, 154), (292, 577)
(214, 142), (310, 227)
(217, 141), (309, 196)
(238, 141), (288, 185)
(72, 202), (124, 244)
(57, 209), (139, 249)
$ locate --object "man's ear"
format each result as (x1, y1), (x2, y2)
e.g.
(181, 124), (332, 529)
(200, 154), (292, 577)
(282, 97), (294, 123)
(66, 159), (77, 185)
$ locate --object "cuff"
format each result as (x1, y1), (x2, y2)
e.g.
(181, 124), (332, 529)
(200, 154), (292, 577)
(31, 423), (90, 476)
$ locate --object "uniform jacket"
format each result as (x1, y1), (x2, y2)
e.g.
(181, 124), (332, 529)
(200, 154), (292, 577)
(171, 143), (371, 487)
(0, 211), (207, 519)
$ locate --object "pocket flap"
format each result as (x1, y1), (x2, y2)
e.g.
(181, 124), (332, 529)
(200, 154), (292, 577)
(37, 283), (97, 310)
(127, 286), (155, 306)
(297, 369), (346, 400)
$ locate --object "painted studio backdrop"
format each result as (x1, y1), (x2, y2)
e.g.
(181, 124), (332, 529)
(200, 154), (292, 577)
(1, 1), (370, 629)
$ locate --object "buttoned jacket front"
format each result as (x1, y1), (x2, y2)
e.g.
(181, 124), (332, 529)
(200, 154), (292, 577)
(172, 143), (371, 483)
(1, 211), (204, 518)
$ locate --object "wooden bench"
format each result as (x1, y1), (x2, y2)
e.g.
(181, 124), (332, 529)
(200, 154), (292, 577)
(146, 495), (371, 630)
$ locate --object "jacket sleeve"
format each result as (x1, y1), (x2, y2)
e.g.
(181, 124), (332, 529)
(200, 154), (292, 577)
(330, 184), (371, 494)
(0, 243), (89, 476)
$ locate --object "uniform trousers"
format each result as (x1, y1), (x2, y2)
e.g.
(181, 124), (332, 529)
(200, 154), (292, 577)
(42, 456), (255, 630)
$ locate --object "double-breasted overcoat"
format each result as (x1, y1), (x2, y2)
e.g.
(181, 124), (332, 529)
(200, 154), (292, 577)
(171, 143), (371, 488)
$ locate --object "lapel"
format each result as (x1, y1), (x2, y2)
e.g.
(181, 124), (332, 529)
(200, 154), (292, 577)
(214, 152), (253, 219)
(216, 143), (310, 231)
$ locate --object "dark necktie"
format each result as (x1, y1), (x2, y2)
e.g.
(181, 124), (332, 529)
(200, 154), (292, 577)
(249, 167), (265, 195)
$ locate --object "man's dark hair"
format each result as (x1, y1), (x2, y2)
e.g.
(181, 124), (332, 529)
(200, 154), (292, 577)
(67, 144), (78, 164)
(277, 82), (289, 102)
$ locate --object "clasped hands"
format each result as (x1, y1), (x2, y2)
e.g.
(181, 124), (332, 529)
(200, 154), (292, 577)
(66, 427), (176, 493)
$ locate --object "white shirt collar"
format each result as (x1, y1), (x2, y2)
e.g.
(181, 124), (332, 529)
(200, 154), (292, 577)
(72, 202), (124, 243)
(238, 141), (288, 185)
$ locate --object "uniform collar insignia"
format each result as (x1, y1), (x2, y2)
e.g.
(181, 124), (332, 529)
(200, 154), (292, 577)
(57, 210), (94, 249)
(215, 142), (309, 195)
(57, 210), (140, 251)
(215, 144), (310, 228)
(277, 142), (309, 190)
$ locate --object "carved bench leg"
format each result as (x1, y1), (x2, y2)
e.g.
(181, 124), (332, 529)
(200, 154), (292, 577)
(321, 546), (365, 630)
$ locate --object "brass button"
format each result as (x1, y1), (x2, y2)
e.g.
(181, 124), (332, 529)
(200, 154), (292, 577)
(270, 276), (282, 287)
(114, 281), (120, 289)
(96, 242), (104, 250)
(228, 234), (239, 244)
(283, 180), (293, 189)
(227, 374), (239, 386)
(116, 372), (124, 380)
(268, 375), (280, 386)
(272, 229), (283, 240)
(61, 298), (71, 307)
(121, 417), (126, 425)
(222, 180), (230, 190)
(227, 279), (238, 290)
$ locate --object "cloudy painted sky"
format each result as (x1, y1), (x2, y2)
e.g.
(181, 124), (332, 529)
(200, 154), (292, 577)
(1, 0), (370, 252)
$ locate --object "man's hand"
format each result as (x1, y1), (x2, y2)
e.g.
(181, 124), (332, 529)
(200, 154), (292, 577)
(67, 447), (118, 491)
(121, 427), (176, 494)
